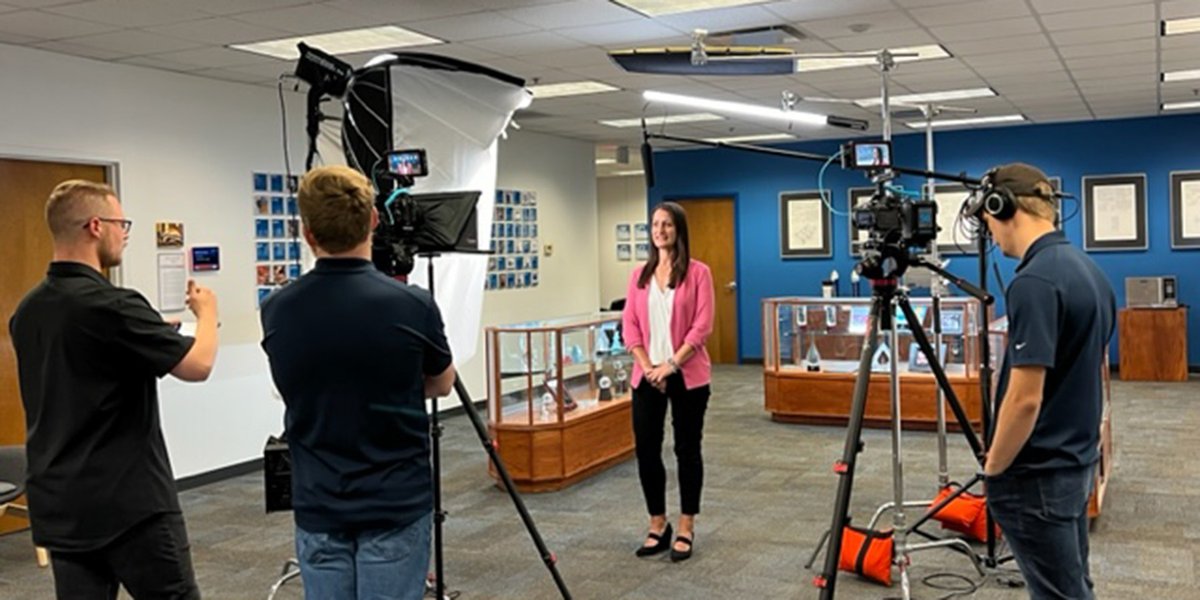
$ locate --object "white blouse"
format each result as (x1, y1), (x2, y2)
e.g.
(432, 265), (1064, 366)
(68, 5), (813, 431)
(648, 276), (675, 365)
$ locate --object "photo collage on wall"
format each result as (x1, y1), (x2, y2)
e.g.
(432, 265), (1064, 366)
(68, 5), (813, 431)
(253, 172), (301, 307)
(487, 189), (540, 290)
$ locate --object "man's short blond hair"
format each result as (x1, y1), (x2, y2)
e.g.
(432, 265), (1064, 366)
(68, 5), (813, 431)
(46, 180), (116, 240)
(1016, 181), (1057, 222)
(298, 166), (374, 254)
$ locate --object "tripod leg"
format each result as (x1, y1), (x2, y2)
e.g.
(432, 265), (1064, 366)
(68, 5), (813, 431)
(452, 377), (573, 600)
(887, 297), (912, 600)
(816, 296), (883, 599)
(804, 528), (831, 570)
(430, 394), (446, 600)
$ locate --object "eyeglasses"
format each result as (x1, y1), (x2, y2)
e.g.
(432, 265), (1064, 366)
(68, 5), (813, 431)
(84, 217), (133, 233)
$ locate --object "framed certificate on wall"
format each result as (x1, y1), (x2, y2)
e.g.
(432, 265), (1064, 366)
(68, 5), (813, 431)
(1169, 170), (1200, 249)
(1083, 174), (1146, 251)
(780, 191), (832, 258)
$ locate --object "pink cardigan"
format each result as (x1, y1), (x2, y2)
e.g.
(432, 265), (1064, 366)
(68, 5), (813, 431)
(621, 260), (715, 390)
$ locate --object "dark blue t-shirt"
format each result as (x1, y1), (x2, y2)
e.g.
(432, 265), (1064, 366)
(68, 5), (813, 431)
(261, 258), (452, 533)
(995, 231), (1115, 474)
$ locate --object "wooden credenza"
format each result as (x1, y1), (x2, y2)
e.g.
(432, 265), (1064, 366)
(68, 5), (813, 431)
(1118, 307), (1188, 381)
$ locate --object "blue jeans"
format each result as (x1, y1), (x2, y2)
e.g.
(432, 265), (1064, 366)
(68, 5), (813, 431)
(986, 465), (1096, 600)
(295, 512), (431, 600)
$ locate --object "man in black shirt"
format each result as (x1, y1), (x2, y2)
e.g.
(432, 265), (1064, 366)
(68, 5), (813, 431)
(9, 180), (219, 599)
(261, 166), (455, 600)
(976, 164), (1116, 599)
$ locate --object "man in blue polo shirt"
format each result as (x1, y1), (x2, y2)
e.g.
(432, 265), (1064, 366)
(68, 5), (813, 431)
(977, 163), (1116, 599)
(261, 165), (455, 600)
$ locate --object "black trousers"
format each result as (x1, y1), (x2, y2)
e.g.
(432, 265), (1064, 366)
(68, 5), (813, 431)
(49, 512), (200, 600)
(632, 373), (711, 516)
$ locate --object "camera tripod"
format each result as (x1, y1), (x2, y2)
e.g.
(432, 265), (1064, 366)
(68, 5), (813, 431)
(809, 257), (994, 600)
(420, 252), (572, 600)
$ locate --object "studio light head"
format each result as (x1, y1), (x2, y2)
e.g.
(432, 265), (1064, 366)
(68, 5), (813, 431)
(294, 42), (353, 98)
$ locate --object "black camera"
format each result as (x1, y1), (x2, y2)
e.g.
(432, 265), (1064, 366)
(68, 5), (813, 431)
(852, 188), (938, 280)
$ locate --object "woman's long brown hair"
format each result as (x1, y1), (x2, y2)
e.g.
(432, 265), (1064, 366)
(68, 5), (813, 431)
(637, 201), (690, 290)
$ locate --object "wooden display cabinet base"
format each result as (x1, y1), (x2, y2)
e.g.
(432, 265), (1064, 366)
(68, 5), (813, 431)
(488, 397), (634, 493)
(764, 370), (983, 431)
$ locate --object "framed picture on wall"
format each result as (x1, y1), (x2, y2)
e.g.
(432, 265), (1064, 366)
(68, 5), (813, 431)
(848, 187), (874, 256)
(779, 191), (832, 258)
(616, 223), (631, 241)
(1169, 171), (1200, 249)
(933, 184), (977, 254)
(633, 223), (649, 241)
(1082, 174), (1146, 251)
(616, 243), (632, 261)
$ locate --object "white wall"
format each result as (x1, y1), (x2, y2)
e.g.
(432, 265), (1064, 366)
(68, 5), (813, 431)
(456, 129), (600, 402)
(1, 43), (305, 477)
(596, 175), (648, 307)
(1, 44), (601, 477)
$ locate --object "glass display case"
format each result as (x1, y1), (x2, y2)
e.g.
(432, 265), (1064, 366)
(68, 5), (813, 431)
(485, 313), (635, 492)
(761, 296), (992, 430)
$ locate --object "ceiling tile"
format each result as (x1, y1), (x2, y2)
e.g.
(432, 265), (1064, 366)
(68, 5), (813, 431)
(189, 67), (280, 84)
(0, 9), (119, 40)
(1057, 38), (1156, 59)
(1038, 4), (1155, 31)
(1029, 0), (1150, 15)
(466, 30), (583, 55)
(826, 29), (936, 52)
(321, 0), (487, 23)
(143, 17), (293, 45)
(652, 5), (786, 35)
(558, 18), (681, 47)
(518, 46), (613, 69)
(944, 34), (1050, 57)
(796, 10), (921, 39)
(187, 0), (316, 17)
(64, 29), (206, 57)
(142, 46), (276, 70)
(930, 17), (1041, 42)
(3, 0), (107, 6)
(117, 54), (204, 72)
(502, 0), (638, 29)
(231, 3), (383, 35)
(44, 0), (207, 27)
(964, 49), (1061, 69)
(766, 0), (900, 22)
(1161, 35), (1200, 53)
(1071, 65), (1157, 82)
(1162, 0), (1200, 20)
(407, 12), (538, 43)
(1049, 22), (1157, 47)
(1062, 50), (1155, 70)
(908, 0), (1030, 27)
(29, 38), (128, 60)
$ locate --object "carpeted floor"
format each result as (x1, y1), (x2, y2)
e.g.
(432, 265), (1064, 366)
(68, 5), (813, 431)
(1, 365), (1196, 599)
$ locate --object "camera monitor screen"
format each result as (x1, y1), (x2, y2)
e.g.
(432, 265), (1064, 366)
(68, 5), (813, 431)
(386, 149), (428, 178)
(850, 141), (891, 169)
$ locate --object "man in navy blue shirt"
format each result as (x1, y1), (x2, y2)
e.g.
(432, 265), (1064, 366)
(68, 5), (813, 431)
(977, 163), (1115, 599)
(261, 166), (455, 600)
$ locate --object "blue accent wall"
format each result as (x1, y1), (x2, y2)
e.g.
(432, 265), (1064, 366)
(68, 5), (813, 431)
(649, 113), (1200, 365)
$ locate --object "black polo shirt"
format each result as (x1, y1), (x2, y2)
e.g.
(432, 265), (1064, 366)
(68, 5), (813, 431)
(996, 231), (1116, 474)
(8, 262), (193, 551)
(260, 258), (451, 534)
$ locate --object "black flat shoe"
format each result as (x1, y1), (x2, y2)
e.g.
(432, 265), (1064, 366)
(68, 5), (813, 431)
(669, 534), (693, 562)
(635, 523), (672, 557)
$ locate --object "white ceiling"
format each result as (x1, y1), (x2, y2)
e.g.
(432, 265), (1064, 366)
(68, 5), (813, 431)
(2, 0), (1196, 164)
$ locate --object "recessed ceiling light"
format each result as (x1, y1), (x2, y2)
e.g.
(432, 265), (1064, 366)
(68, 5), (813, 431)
(1162, 100), (1200, 111)
(230, 25), (443, 60)
(1162, 16), (1200, 36)
(796, 44), (951, 73)
(612, 169), (645, 176)
(599, 113), (724, 127)
(855, 87), (995, 107)
(529, 81), (620, 99)
(644, 90), (827, 126)
(706, 133), (795, 143)
(904, 114), (1025, 129)
(612, 0), (768, 17)
(1162, 69), (1200, 82)
(595, 158), (617, 164)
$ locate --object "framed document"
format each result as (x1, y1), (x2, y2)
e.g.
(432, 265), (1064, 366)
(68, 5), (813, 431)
(933, 184), (977, 254)
(848, 187), (874, 256)
(1083, 174), (1146, 251)
(1169, 171), (1200, 249)
(780, 191), (832, 258)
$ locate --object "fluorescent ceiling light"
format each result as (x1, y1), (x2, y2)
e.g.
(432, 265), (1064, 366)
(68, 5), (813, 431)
(595, 158), (617, 164)
(1163, 16), (1200, 36)
(599, 113), (724, 127)
(643, 90), (827, 126)
(613, 169), (645, 176)
(706, 133), (795, 143)
(904, 114), (1025, 129)
(230, 26), (443, 60)
(797, 44), (950, 73)
(1163, 100), (1200, 110)
(529, 81), (619, 99)
(855, 87), (995, 107)
(613, 0), (767, 17)
(1162, 69), (1200, 82)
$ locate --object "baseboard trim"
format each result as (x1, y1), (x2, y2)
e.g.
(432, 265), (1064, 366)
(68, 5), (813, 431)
(176, 458), (261, 492)
(739, 357), (764, 366)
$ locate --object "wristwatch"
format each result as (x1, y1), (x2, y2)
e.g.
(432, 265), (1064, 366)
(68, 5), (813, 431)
(667, 358), (679, 372)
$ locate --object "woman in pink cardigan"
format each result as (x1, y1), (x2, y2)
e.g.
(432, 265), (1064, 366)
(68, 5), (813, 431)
(622, 201), (714, 562)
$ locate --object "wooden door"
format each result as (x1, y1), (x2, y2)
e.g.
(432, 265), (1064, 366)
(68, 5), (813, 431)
(677, 198), (738, 363)
(1, 158), (109, 446)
